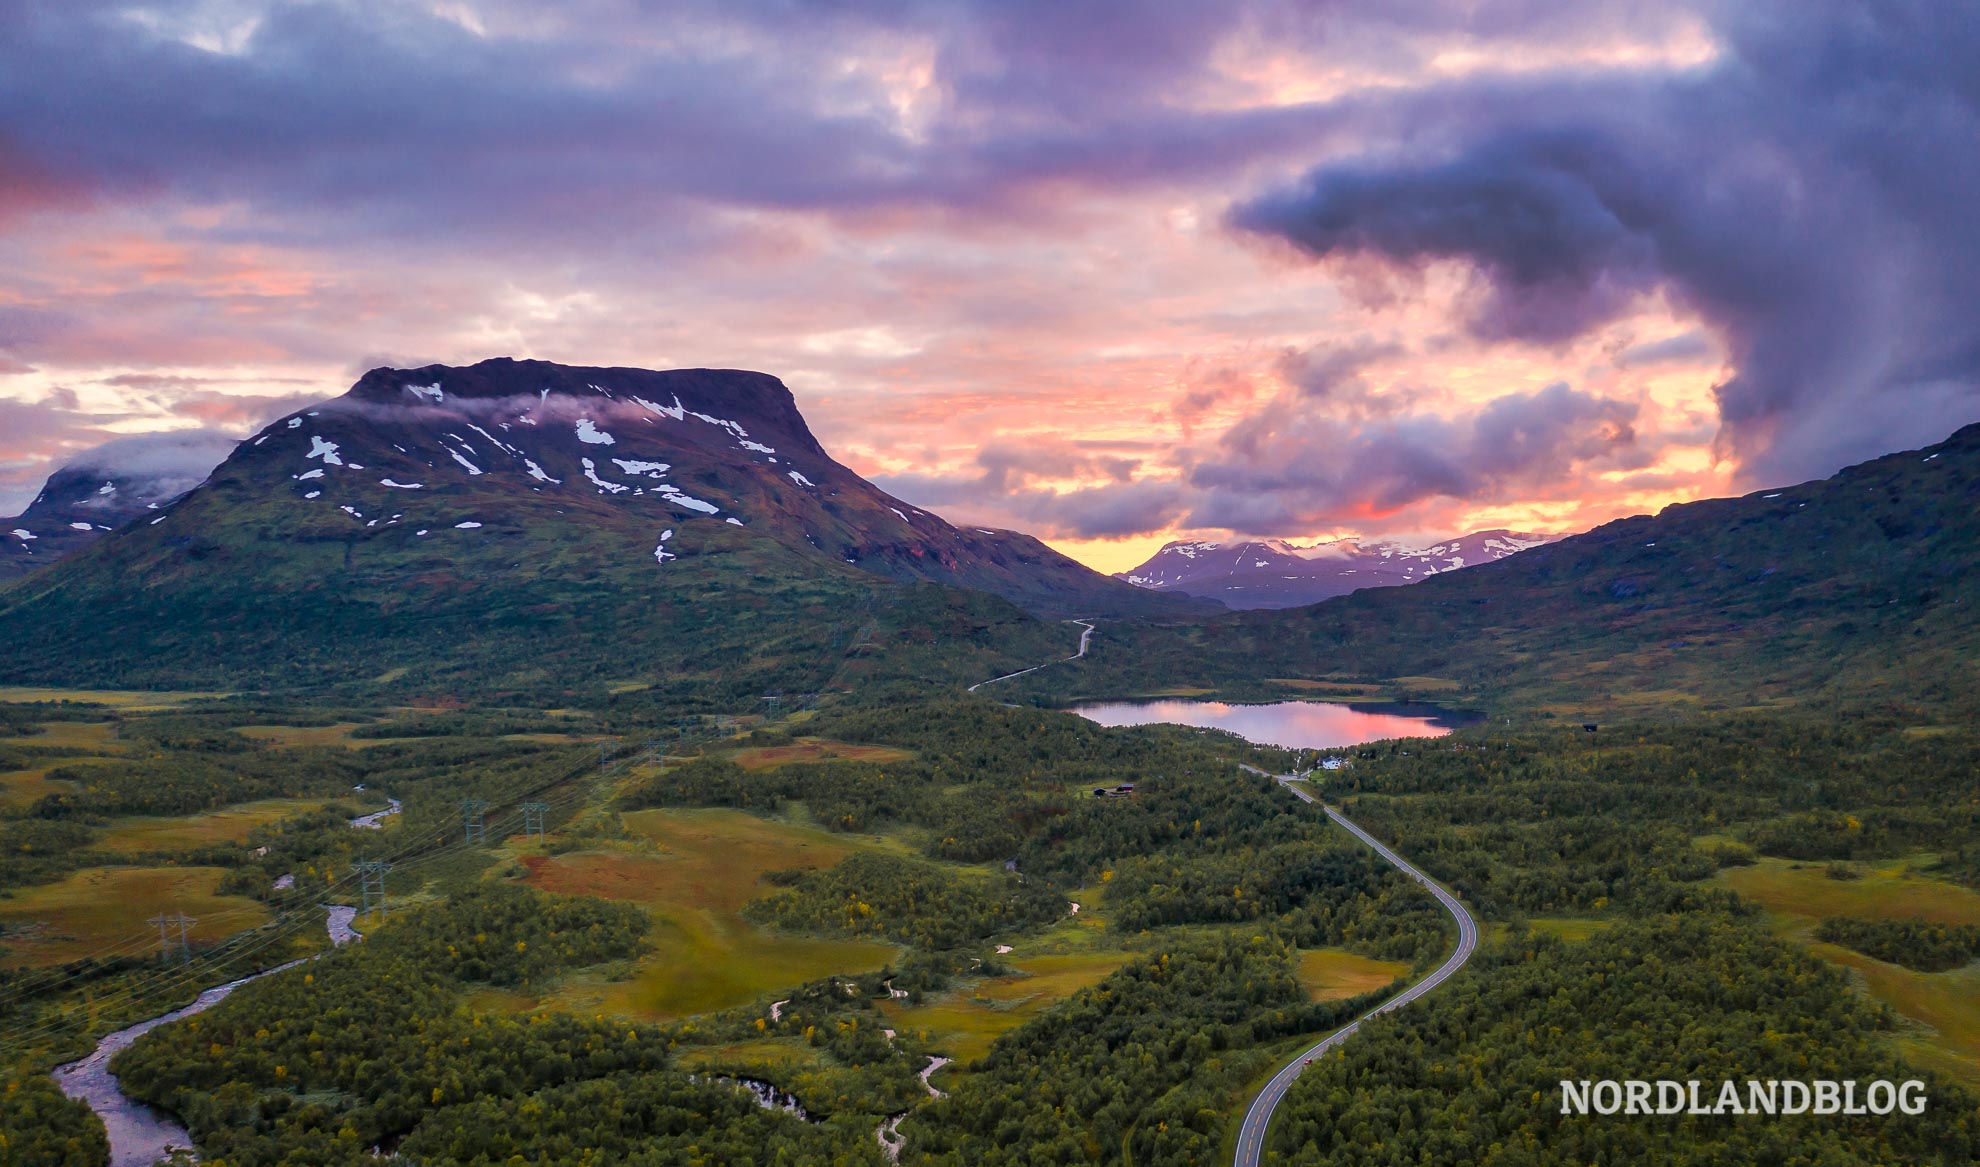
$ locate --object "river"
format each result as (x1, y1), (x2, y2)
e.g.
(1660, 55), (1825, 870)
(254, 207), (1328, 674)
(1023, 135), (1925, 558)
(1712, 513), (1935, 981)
(49, 792), (394, 1166)
(1067, 698), (1468, 750)
(52, 906), (360, 1167)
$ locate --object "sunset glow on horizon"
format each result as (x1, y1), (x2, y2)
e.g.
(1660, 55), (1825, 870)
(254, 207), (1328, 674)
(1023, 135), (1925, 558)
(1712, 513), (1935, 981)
(3, 1), (1975, 572)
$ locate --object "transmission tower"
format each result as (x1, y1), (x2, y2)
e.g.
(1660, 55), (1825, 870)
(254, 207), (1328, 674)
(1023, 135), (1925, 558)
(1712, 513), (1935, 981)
(353, 860), (392, 918)
(148, 911), (195, 966)
(521, 801), (549, 840)
(461, 798), (492, 844)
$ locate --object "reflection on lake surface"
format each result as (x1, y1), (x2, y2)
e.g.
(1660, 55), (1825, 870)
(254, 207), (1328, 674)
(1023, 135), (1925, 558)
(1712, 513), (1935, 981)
(1067, 699), (1467, 750)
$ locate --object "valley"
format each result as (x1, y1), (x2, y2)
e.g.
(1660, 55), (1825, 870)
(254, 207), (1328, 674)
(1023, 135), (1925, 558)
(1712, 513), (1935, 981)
(0, 369), (1976, 1166)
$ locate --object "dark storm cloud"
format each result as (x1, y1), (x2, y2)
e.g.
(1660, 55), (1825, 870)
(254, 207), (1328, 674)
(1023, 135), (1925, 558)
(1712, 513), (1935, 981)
(0, 0), (1692, 245)
(0, 0), (1335, 247)
(1230, 0), (1980, 486)
(883, 378), (1643, 540)
(1184, 380), (1640, 529)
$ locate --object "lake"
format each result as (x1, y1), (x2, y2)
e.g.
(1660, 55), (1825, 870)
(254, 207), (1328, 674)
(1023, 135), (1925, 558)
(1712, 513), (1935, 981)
(1067, 699), (1469, 750)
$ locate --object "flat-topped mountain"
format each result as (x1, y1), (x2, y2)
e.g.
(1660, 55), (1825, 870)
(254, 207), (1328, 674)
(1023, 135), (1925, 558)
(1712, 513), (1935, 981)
(1117, 529), (1556, 609)
(0, 359), (1201, 692)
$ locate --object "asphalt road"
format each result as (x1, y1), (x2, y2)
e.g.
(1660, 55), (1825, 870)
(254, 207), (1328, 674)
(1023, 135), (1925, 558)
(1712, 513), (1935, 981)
(967, 619), (1094, 691)
(1231, 766), (1480, 1167)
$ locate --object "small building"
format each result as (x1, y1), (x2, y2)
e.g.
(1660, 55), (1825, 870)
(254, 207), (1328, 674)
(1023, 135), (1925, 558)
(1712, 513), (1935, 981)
(1115, 783), (1136, 795)
(1318, 757), (1345, 771)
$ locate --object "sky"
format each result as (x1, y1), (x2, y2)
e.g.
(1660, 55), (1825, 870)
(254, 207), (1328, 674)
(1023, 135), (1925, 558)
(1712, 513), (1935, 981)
(2, 0), (1975, 573)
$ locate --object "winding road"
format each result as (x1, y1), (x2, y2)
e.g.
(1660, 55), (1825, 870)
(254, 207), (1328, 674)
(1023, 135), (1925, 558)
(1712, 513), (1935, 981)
(967, 619), (1094, 692)
(1232, 766), (1479, 1167)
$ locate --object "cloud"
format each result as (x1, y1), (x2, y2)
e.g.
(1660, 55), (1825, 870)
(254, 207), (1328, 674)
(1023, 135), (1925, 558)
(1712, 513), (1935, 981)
(0, 374), (321, 513)
(0, 391), (124, 514)
(161, 389), (325, 428)
(880, 470), (1187, 540)
(0, 0), (1963, 560)
(1229, 0), (1980, 487)
(61, 430), (239, 493)
(1615, 330), (1713, 369)
(1184, 380), (1641, 530)
(878, 436), (1176, 538)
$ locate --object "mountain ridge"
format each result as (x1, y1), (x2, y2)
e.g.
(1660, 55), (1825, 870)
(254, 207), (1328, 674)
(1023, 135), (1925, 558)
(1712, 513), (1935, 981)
(1018, 420), (1980, 716)
(1116, 529), (1557, 609)
(0, 359), (1201, 694)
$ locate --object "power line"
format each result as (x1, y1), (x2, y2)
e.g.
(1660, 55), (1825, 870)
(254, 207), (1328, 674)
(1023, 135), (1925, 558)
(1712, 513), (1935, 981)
(7, 731), (717, 1047)
(353, 861), (392, 919)
(145, 912), (195, 967)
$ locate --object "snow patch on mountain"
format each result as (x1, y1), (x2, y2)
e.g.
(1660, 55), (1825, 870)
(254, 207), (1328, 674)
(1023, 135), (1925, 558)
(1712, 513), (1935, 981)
(581, 458), (628, 494)
(1118, 529), (1560, 610)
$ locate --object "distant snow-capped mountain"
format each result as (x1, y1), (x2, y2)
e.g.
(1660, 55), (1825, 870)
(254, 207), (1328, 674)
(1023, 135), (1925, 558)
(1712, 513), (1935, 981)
(1115, 530), (1559, 609)
(1, 432), (240, 580)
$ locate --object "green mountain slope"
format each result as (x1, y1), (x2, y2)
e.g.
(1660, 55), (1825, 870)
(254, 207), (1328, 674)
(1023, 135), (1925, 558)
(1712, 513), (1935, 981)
(1030, 421), (1980, 716)
(0, 359), (1170, 695)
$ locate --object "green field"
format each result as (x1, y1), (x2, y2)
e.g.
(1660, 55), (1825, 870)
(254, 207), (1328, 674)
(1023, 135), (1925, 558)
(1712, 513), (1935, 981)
(94, 798), (344, 855)
(527, 808), (902, 1020)
(1527, 917), (1615, 943)
(1716, 857), (1980, 1090)
(0, 765), (85, 809)
(728, 737), (916, 770)
(673, 1036), (828, 1076)
(232, 723), (370, 747)
(0, 687), (227, 709)
(0, 866), (270, 967)
(879, 952), (1132, 1064)
(1295, 947), (1408, 1000)
(0, 720), (122, 753)
(1716, 857), (1980, 926)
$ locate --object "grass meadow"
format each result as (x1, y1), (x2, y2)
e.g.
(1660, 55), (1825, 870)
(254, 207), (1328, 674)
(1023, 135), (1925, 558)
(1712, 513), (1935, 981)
(728, 737), (916, 770)
(0, 866), (270, 968)
(94, 799), (348, 855)
(1295, 948), (1409, 1001)
(1717, 856), (1980, 1090)
(524, 808), (903, 1020)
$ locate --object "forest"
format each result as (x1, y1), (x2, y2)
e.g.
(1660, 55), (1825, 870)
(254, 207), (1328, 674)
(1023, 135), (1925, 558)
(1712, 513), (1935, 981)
(1266, 914), (1978, 1165)
(1815, 916), (1980, 973)
(2, 690), (1977, 1166)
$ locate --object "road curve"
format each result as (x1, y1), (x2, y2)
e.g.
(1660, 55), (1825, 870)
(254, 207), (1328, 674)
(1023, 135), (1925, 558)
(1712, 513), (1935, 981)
(967, 619), (1094, 692)
(1232, 766), (1479, 1167)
